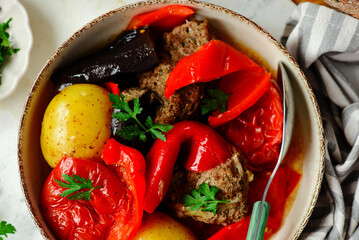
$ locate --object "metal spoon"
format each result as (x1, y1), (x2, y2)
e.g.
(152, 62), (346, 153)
(246, 61), (295, 240)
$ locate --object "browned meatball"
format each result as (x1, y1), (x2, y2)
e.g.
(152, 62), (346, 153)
(139, 19), (214, 124)
(165, 148), (253, 226)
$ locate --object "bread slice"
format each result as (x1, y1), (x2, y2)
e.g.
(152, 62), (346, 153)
(292, 0), (358, 19)
(292, 0), (327, 5)
(323, 0), (359, 19)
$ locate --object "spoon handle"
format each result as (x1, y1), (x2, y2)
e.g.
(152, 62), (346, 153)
(246, 61), (294, 240)
(246, 201), (270, 240)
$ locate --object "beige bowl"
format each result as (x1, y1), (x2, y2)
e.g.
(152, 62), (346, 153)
(18, 0), (325, 239)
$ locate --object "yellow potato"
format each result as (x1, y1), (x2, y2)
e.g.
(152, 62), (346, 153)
(40, 84), (113, 168)
(133, 212), (197, 240)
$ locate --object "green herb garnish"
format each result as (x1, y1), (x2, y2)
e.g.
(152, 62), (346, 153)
(54, 174), (102, 201)
(109, 93), (173, 141)
(181, 183), (230, 215)
(201, 88), (231, 115)
(0, 221), (16, 239)
(0, 18), (20, 85)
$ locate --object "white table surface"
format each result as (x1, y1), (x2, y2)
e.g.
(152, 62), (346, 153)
(0, 0), (296, 239)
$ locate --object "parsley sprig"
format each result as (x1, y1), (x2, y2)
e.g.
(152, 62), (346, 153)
(54, 174), (102, 201)
(0, 221), (16, 239)
(109, 93), (173, 141)
(181, 183), (230, 214)
(201, 88), (231, 115)
(0, 18), (20, 85)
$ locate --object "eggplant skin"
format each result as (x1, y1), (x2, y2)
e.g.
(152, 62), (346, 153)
(51, 28), (159, 87)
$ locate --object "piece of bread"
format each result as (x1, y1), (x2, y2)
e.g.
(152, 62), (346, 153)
(323, 0), (359, 19)
(292, 0), (327, 5)
(292, 0), (359, 19)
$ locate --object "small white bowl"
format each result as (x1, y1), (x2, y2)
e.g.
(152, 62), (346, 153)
(0, 0), (32, 100)
(18, 1), (325, 239)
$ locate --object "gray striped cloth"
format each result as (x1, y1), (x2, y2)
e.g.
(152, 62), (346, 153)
(281, 2), (359, 240)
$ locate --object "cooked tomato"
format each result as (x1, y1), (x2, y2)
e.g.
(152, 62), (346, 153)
(219, 82), (283, 171)
(41, 157), (129, 240)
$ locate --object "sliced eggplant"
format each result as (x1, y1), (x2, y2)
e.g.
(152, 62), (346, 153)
(51, 28), (159, 89)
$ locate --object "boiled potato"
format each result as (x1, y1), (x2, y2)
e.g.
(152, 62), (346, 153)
(133, 212), (197, 240)
(40, 84), (113, 168)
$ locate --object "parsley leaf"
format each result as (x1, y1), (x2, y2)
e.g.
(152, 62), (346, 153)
(109, 93), (173, 141)
(145, 116), (174, 141)
(54, 174), (103, 201)
(0, 18), (20, 85)
(201, 88), (231, 115)
(117, 124), (147, 141)
(0, 221), (16, 239)
(181, 183), (230, 214)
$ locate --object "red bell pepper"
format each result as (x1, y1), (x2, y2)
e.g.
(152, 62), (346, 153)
(209, 167), (301, 239)
(41, 157), (128, 240)
(101, 138), (146, 240)
(248, 167), (301, 230)
(104, 82), (120, 95)
(165, 40), (259, 98)
(208, 215), (277, 240)
(127, 5), (195, 32)
(208, 216), (251, 240)
(143, 121), (233, 213)
(219, 83), (283, 171)
(209, 69), (271, 127)
(164, 39), (271, 127)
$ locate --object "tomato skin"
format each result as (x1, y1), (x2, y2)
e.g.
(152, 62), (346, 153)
(41, 157), (127, 240)
(220, 83), (283, 170)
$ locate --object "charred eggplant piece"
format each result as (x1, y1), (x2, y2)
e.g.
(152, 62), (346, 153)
(52, 28), (159, 89)
(111, 88), (161, 154)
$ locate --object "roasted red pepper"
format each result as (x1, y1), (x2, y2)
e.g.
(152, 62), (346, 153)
(208, 216), (251, 240)
(208, 216), (276, 240)
(104, 82), (120, 95)
(209, 167), (301, 239)
(248, 167), (301, 231)
(164, 40), (258, 98)
(127, 5), (195, 32)
(101, 138), (146, 240)
(41, 157), (128, 240)
(220, 83), (283, 170)
(165, 39), (271, 127)
(209, 68), (271, 127)
(143, 121), (233, 213)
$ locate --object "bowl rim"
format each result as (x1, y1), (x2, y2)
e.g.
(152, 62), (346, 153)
(17, 0), (325, 239)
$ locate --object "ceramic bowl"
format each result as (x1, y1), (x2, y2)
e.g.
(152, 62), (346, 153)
(0, 0), (32, 100)
(18, 0), (325, 239)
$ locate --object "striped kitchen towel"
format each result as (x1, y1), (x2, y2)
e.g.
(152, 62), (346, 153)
(281, 2), (359, 240)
